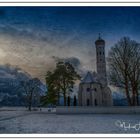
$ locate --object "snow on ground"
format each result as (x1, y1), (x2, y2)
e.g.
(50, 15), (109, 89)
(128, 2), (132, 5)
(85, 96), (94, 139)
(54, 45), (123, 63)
(0, 107), (140, 134)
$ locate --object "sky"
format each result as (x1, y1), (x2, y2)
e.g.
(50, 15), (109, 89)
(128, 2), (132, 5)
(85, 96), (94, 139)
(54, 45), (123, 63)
(0, 7), (140, 82)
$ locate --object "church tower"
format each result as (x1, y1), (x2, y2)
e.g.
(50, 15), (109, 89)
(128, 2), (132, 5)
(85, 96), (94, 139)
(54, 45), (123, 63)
(78, 34), (113, 106)
(95, 34), (107, 86)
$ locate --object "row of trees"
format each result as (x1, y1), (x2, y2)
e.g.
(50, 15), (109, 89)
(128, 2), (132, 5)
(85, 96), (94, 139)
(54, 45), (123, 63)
(19, 61), (80, 111)
(67, 95), (77, 106)
(108, 37), (140, 106)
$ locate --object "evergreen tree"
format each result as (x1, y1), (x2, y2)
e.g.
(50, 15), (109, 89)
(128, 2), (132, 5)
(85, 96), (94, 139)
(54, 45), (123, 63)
(73, 95), (77, 106)
(67, 96), (70, 106)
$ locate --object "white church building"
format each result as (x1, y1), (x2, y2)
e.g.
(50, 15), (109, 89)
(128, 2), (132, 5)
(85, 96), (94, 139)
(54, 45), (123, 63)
(78, 35), (113, 106)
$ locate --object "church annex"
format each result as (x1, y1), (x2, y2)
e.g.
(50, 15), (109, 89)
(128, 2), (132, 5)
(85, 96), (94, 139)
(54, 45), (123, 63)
(78, 35), (113, 106)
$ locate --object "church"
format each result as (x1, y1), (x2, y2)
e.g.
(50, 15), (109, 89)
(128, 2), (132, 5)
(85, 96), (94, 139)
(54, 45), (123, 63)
(78, 35), (113, 106)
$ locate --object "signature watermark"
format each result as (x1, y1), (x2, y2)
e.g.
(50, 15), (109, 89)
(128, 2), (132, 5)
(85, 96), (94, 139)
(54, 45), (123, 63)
(115, 120), (140, 131)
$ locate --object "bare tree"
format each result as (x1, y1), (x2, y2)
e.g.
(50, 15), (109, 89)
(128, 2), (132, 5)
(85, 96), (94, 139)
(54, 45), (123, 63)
(108, 37), (140, 106)
(126, 41), (140, 105)
(20, 78), (41, 111)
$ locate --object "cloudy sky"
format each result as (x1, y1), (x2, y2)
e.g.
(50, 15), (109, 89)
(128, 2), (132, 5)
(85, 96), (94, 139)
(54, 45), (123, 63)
(0, 7), (140, 82)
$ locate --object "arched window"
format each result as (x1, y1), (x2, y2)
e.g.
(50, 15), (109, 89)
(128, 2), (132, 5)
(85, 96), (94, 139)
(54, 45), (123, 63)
(94, 88), (97, 92)
(95, 99), (97, 106)
(87, 99), (90, 106)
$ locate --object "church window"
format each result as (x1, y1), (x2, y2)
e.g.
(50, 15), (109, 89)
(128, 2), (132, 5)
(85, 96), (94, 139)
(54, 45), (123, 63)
(95, 99), (97, 106)
(103, 52), (104, 55)
(100, 52), (101, 55)
(87, 88), (90, 92)
(87, 99), (90, 106)
(94, 88), (97, 92)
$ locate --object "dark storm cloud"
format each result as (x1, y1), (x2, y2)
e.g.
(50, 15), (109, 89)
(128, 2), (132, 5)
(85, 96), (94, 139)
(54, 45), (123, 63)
(52, 56), (89, 77)
(52, 56), (81, 67)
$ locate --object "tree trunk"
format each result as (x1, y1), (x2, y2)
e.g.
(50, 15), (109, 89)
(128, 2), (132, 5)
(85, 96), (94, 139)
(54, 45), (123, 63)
(136, 93), (139, 106)
(67, 96), (70, 106)
(125, 87), (132, 106)
(125, 77), (132, 106)
(57, 92), (60, 106)
(64, 93), (66, 106)
(135, 84), (139, 106)
(132, 89), (136, 106)
(136, 88), (139, 106)
(28, 93), (33, 111)
(28, 105), (31, 111)
(131, 83), (138, 106)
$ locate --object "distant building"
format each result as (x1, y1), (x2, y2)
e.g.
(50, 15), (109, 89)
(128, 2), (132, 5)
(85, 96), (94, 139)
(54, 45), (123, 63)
(78, 35), (113, 106)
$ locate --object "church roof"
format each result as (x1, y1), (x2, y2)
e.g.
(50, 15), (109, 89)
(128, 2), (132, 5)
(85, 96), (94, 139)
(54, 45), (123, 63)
(81, 71), (97, 83)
